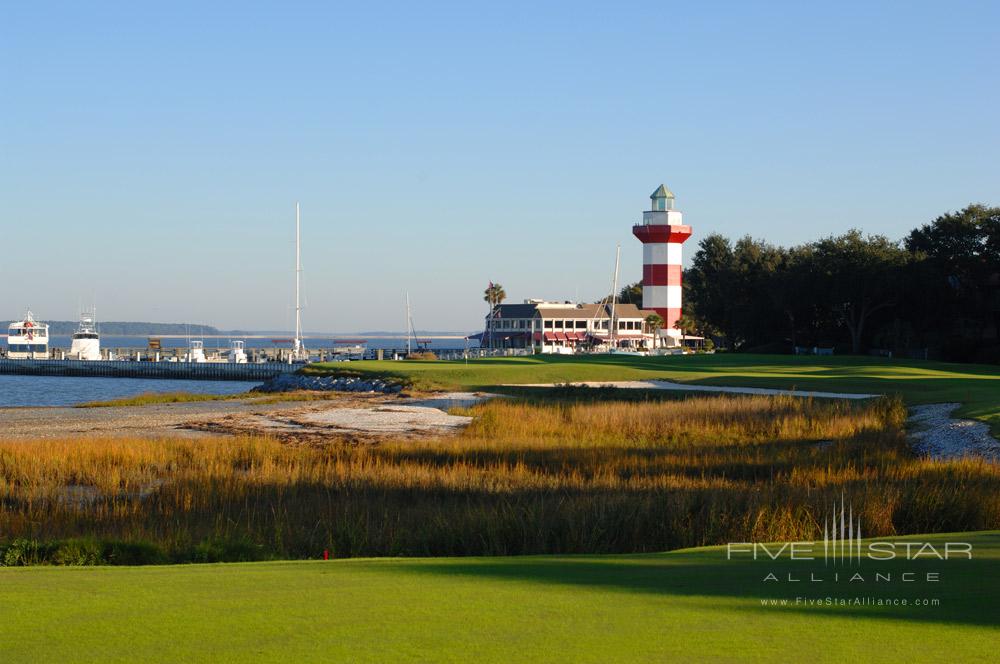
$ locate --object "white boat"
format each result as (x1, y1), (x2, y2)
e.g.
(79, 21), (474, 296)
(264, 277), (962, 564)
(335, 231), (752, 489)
(188, 340), (207, 363)
(228, 340), (248, 364)
(69, 309), (101, 360)
(6, 310), (49, 359)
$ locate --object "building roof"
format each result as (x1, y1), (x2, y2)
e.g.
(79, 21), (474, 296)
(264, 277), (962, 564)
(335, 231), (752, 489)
(489, 303), (539, 318)
(540, 303), (655, 319)
(650, 184), (674, 199)
(491, 302), (656, 320)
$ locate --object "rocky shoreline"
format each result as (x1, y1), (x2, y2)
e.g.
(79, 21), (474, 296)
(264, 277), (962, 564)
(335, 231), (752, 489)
(908, 403), (1000, 462)
(252, 373), (404, 394)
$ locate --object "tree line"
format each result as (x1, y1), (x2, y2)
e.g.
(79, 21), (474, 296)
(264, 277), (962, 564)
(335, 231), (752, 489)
(621, 204), (1000, 362)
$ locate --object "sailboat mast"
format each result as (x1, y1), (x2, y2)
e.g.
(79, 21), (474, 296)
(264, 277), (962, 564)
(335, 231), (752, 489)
(406, 292), (412, 354)
(294, 202), (302, 356)
(609, 244), (621, 347)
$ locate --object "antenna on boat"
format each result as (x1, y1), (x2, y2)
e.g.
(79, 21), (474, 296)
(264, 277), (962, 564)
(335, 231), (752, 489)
(609, 244), (621, 349)
(405, 292), (420, 355)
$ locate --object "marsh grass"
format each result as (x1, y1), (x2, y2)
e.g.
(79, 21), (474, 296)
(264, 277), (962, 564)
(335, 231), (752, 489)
(75, 391), (243, 408)
(76, 390), (348, 408)
(2, 394), (998, 563)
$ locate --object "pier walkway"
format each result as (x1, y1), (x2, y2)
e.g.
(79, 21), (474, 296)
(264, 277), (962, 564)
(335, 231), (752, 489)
(0, 359), (297, 382)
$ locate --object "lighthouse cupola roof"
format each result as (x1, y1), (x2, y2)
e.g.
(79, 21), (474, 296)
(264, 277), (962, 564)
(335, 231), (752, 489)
(650, 184), (675, 211)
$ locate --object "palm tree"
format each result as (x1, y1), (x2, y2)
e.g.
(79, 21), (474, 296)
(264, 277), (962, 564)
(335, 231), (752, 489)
(483, 283), (506, 306)
(674, 314), (697, 349)
(644, 313), (664, 349)
(483, 283), (506, 349)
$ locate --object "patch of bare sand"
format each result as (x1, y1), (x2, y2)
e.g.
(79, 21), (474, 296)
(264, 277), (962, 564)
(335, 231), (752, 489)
(0, 392), (492, 444)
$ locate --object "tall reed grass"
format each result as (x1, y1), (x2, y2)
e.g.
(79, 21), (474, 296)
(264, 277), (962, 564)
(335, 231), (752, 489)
(1, 394), (997, 562)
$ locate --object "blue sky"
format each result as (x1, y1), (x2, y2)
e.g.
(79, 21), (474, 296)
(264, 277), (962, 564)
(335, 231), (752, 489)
(2, 1), (998, 332)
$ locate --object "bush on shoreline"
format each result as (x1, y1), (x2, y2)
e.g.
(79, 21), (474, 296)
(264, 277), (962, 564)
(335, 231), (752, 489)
(0, 537), (271, 566)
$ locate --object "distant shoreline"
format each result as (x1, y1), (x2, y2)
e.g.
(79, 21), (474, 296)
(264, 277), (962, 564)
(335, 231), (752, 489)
(1, 334), (471, 340)
(149, 335), (471, 340)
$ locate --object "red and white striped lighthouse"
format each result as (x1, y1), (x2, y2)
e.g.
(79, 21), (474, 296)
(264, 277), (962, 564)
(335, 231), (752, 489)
(631, 184), (692, 345)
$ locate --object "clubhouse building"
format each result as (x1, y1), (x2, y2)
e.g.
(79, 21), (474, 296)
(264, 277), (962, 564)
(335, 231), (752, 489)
(480, 300), (661, 353)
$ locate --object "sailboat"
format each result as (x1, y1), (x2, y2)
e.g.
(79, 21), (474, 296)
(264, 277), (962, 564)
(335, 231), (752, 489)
(402, 292), (433, 357)
(290, 202), (309, 363)
(604, 245), (646, 356)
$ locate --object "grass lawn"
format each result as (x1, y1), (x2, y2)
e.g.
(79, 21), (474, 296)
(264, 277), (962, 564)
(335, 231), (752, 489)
(309, 353), (1000, 432)
(1, 531), (996, 663)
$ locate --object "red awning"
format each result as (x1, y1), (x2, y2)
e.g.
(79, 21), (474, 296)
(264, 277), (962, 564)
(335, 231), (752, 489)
(555, 332), (567, 341)
(543, 332), (558, 342)
(533, 332), (542, 342)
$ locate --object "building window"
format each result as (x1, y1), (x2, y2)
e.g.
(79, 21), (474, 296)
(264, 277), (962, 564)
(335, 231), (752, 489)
(544, 320), (552, 329)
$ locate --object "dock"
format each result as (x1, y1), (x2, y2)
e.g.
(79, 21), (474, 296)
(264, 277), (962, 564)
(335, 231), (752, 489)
(0, 346), (531, 382)
(0, 359), (298, 381)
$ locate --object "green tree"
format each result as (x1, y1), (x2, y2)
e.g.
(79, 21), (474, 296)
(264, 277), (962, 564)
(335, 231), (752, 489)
(686, 234), (737, 347)
(644, 313), (664, 348)
(905, 205), (1000, 354)
(673, 313), (697, 347)
(618, 282), (643, 306)
(811, 230), (909, 354)
(731, 236), (786, 348)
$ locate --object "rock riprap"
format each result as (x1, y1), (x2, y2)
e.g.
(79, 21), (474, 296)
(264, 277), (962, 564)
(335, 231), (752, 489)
(253, 373), (403, 394)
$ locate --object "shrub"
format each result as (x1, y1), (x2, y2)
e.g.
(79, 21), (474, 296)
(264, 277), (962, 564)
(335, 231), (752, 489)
(190, 538), (268, 563)
(53, 539), (104, 566)
(102, 541), (168, 566)
(2, 538), (54, 566)
(739, 341), (790, 355)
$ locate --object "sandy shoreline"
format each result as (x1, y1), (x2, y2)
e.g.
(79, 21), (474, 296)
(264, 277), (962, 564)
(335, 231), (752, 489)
(0, 392), (487, 442)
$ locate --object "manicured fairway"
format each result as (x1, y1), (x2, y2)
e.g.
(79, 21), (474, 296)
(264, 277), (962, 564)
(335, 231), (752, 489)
(1, 532), (996, 663)
(311, 353), (1000, 431)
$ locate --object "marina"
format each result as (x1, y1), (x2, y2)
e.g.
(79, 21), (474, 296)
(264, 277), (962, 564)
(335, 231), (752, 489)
(0, 374), (260, 408)
(0, 202), (476, 389)
(0, 357), (298, 382)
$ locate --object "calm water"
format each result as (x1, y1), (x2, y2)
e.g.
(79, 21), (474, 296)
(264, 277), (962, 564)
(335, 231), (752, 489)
(0, 375), (260, 407)
(0, 335), (473, 407)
